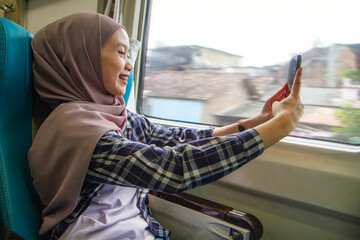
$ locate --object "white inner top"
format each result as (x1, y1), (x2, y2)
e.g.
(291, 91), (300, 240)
(59, 184), (155, 240)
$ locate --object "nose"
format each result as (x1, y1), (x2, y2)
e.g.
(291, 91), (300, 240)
(125, 58), (133, 72)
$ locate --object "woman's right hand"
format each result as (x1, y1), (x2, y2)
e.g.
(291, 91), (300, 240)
(272, 67), (304, 129)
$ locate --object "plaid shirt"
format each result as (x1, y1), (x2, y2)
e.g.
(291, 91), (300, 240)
(49, 110), (264, 239)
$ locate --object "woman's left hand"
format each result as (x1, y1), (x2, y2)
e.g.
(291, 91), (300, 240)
(214, 78), (294, 136)
(242, 82), (288, 129)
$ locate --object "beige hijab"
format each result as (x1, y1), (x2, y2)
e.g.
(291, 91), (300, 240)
(28, 13), (127, 234)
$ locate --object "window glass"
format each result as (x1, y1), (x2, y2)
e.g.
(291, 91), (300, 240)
(140, 0), (360, 145)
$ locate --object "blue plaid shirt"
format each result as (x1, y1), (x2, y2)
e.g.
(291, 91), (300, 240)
(49, 110), (264, 239)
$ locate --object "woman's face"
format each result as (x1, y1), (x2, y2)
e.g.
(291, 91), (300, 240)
(101, 28), (133, 96)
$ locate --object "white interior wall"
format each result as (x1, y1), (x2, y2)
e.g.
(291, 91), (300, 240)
(26, 0), (99, 34)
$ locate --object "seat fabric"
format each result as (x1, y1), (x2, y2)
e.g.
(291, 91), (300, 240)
(0, 17), (41, 240)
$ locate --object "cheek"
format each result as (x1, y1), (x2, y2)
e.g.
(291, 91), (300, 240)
(102, 60), (116, 81)
(102, 67), (116, 93)
(104, 59), (123, 75)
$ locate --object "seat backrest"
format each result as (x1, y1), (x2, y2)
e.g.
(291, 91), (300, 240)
(0, 17), (41, 240)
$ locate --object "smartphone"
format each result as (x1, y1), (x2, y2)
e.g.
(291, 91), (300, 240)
(286, 55), (302, 97)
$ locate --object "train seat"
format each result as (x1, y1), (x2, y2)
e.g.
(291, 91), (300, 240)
(0, 17), (41, 240)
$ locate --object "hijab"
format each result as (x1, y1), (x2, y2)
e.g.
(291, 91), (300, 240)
(28, 12), (127, 234)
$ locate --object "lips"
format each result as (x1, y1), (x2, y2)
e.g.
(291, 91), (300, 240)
(118, 74), (129, 84)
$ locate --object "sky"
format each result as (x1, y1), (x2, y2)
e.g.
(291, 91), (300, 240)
(148, 0), (360, 67)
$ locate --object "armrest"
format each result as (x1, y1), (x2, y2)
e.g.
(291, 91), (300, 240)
(149, 190), (263, 240)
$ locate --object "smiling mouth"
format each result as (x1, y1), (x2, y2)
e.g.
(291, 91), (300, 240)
(119, 75), (128, 81)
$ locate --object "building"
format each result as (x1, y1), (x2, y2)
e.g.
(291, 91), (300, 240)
(147, 45), (243, 71)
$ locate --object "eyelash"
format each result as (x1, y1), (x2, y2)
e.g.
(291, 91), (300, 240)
(118, 51), (130, 59)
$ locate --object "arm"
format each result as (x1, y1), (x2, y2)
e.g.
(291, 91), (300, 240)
(125, 110), (213, 147)
(213, 79), (289, 137)
(86, 129), (263, 194)
(214, 68), (304, 149)
(212, 116), (269, 137)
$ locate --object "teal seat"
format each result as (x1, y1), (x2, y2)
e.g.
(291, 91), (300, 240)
(0, 18), (41, 240)
(123, 70), (134, 104)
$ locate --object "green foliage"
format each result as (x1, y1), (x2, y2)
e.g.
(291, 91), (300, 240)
(332, 101), (360, 143)
(340, 69), (360, 84)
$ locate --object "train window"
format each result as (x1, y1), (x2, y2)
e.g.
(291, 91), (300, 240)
(138, 0), (360, 145)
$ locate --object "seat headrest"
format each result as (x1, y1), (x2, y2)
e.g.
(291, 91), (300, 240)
(0, 17), (33, 121)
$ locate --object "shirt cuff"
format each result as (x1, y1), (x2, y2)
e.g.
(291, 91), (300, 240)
(237, 128), (265, 158)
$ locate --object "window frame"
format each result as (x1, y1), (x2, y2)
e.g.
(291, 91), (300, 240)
(135, 0), (360, 153)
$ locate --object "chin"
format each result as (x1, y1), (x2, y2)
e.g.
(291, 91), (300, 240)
(116, 90), (126, 96)
(119, 89), (126, 96)
(111, 87), (125, 96)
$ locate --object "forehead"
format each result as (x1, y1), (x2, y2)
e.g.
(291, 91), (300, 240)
(105, 28), (130, 49)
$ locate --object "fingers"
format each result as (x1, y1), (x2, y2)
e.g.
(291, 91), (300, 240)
(266, 82), (287, 108)
(290, 67), (303, 99)
(272, 83), (288, 101)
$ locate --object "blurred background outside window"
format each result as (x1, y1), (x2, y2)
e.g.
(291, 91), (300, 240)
(141, 0), (360, 145)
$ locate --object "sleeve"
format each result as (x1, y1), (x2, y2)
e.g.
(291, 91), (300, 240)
(86, 129), (264, 194)
(125, 110), (214, 147)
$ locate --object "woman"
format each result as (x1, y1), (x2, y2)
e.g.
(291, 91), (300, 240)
(29, 12), (303, 240)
